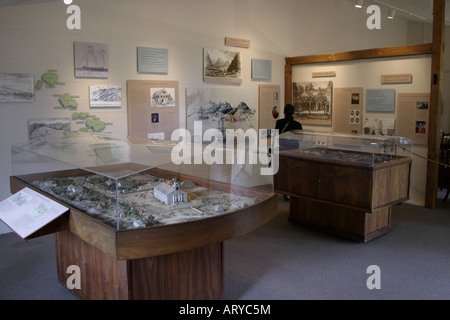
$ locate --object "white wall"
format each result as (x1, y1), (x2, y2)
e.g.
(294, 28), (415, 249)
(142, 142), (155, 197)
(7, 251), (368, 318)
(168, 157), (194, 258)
(0, 0), (412, 233)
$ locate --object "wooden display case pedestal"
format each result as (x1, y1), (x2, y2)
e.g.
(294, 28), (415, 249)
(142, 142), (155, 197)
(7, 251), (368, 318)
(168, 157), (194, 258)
(275, 149), (411, 242)
(10, 167), (277, 300)
(55, 230), (224, 300)
(288, 197), (392, 242)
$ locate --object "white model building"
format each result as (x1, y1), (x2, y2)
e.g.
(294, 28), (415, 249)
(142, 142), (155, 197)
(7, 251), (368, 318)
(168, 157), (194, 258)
(154, 178), (187, 205)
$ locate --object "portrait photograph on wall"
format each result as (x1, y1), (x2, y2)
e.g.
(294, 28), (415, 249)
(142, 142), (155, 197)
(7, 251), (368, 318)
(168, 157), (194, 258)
(292, 80), (333, 125)
(203, 48), (242, 84)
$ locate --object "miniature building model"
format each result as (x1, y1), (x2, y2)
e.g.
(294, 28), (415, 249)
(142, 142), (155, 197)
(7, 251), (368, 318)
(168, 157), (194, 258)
(154, 178), (187, 205)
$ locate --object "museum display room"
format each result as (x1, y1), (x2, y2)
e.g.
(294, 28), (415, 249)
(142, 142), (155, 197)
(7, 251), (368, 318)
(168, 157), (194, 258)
(0, 0), (449, 300)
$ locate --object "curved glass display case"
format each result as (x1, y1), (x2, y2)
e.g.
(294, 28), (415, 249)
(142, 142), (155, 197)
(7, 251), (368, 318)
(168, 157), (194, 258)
(9, 131), (277, 300)
(11, 131), (274, 232)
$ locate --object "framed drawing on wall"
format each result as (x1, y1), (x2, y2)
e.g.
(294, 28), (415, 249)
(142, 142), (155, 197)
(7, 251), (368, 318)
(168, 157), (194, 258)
(74, 42), (109, 78)
(0, 73), (34, 103)
(89, 85), (122, 108)
(203, 48), (242, 84)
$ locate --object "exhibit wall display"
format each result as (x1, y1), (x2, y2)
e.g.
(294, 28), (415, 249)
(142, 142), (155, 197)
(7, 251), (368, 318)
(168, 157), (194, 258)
(397, 93), (430, 145)
(127, 80), (179, 142)
(333, 87), (363, 135)
(290, 55), (432, 205)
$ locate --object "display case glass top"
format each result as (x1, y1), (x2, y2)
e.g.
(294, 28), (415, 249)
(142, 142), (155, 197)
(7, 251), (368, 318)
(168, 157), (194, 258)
(278, 130), (413, 165)
(11, 132), (274, 232)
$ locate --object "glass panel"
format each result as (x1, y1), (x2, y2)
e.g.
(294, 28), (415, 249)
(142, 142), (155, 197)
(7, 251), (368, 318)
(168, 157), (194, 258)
(278, 130), (413, 165)
(11, 131), (274, 230)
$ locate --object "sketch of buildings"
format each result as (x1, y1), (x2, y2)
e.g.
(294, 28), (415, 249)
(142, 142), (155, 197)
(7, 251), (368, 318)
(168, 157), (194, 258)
(151, 88), (175, 107)
(0, 73), (34, 103)
(154, 178), (187, 205)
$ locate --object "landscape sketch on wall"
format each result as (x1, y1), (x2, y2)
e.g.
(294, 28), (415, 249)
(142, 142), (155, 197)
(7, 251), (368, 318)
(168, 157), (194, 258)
(292, 81), (333, 125)
(74, 42), (109, 78)
(203, 48), (242, 84)
(28, 118), (71, 140)
(89, 85), (122, 108)
(186, 87), (257, 143)
(0, 73), (34, 103)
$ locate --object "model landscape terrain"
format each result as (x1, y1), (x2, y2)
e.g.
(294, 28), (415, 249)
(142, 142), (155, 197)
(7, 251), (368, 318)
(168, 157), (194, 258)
(32, 172), (260, 229)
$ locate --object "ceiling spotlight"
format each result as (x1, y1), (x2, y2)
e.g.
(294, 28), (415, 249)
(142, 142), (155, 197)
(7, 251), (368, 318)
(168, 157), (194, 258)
(355, 0), (364, 8)
(388, 8), (396, 19)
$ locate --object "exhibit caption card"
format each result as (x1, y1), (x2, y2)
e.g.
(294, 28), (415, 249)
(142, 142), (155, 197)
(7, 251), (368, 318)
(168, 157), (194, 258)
(0, 187), (68, 239)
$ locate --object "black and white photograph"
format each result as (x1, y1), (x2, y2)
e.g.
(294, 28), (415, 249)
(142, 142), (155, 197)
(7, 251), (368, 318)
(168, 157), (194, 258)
(151, 113), (159, 123)
(0, 73), (34, 103)
(292, 81), (333, 125)
(74, 42), (109, 78)
(203, 48), (242, 84)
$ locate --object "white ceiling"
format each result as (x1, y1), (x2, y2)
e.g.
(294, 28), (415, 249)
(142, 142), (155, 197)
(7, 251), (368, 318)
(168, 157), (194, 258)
(1, 0), (449, 24)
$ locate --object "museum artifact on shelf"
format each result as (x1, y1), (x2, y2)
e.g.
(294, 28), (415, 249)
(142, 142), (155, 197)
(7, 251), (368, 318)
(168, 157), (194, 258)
(8, 132), (276, 300)
(274, 131), (412, 242)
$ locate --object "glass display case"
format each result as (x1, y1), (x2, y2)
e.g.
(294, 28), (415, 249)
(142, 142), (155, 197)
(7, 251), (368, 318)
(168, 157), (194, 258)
(274, 130), (412, 242)
(278, 130), (413, 165)
(9, 131), (277, 300)
(11, 131), (274, 232)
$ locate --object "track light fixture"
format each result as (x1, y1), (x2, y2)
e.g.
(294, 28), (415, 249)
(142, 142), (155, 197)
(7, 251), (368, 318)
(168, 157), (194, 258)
(355, 0), (364, 8)
(388, 8), (396, 19)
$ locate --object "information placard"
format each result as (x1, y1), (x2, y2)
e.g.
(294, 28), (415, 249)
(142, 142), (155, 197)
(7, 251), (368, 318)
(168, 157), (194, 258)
(137, 47), (169, 74)
(366, 89), (395, 113)
(0, 187), (68, 239)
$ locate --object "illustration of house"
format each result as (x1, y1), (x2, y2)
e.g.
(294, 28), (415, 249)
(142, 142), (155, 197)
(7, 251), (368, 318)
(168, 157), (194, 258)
(152, 88), (174, 106)
(153, 178), (187, 205)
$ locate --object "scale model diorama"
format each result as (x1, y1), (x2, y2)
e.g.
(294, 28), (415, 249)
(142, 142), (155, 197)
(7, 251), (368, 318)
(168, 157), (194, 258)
(31, 171), (260, 230)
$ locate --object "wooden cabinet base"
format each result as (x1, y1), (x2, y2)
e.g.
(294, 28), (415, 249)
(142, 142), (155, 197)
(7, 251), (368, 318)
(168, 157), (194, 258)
(55, 230), (223, 300)
(289, 197), (392, 242)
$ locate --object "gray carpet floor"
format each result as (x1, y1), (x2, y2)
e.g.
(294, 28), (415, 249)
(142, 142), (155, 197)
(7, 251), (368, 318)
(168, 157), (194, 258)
(1, 193), (449, 300)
